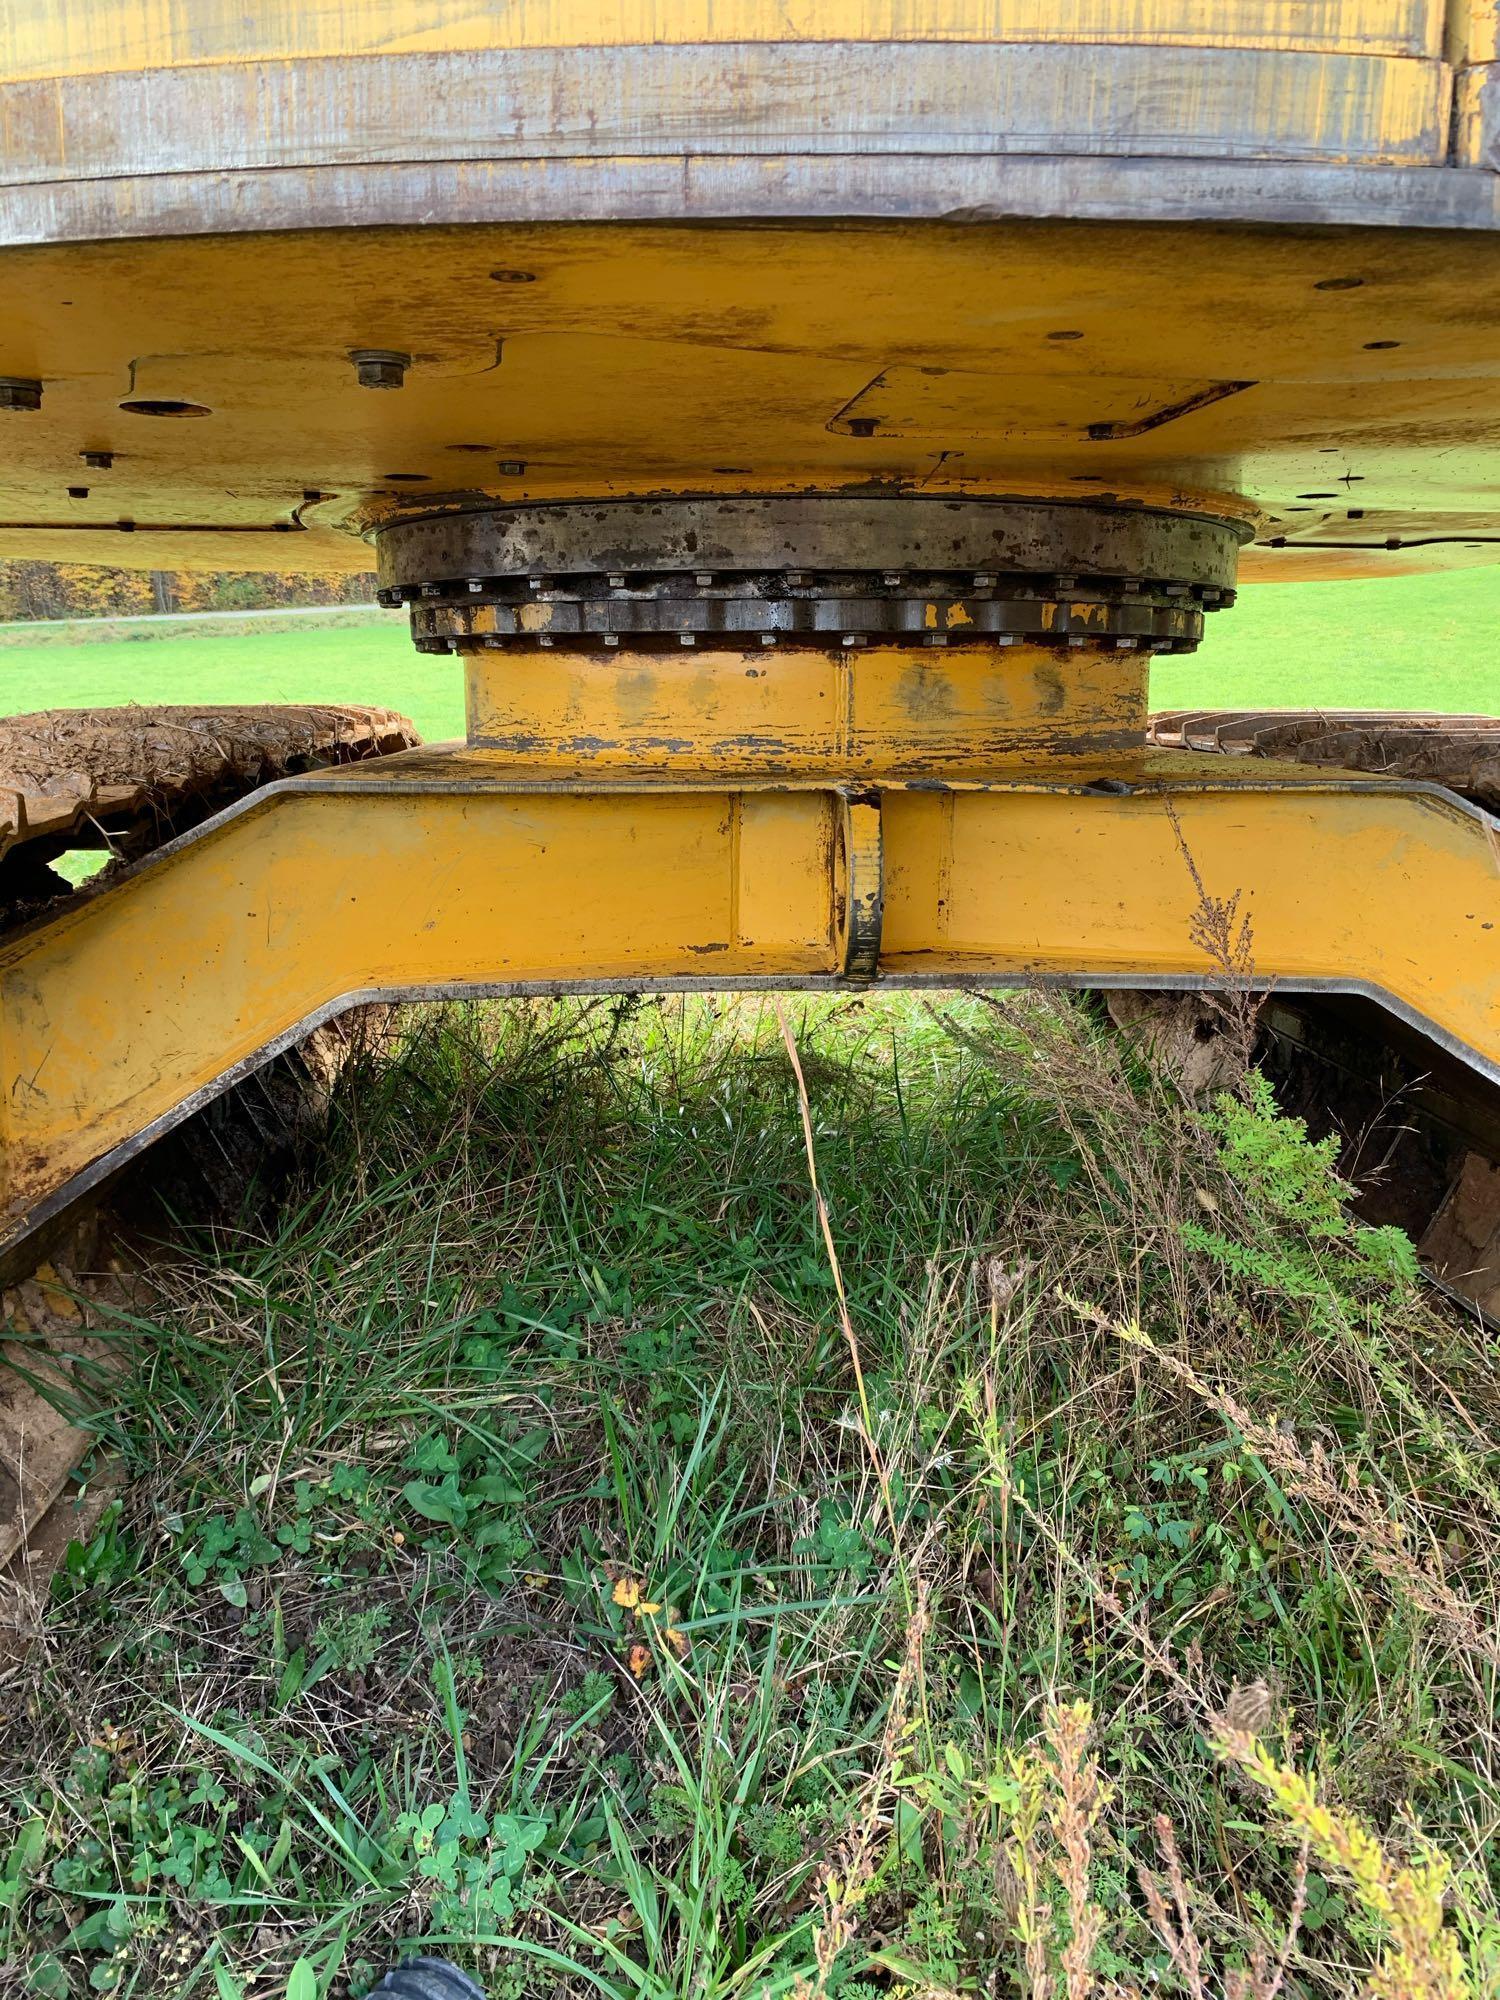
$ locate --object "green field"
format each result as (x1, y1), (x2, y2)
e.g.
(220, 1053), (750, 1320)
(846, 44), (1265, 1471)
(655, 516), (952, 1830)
(1, 567), (1497, 733)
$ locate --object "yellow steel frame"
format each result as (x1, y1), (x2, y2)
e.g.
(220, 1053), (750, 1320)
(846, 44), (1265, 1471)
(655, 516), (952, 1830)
(2, 733), (1497, 1253)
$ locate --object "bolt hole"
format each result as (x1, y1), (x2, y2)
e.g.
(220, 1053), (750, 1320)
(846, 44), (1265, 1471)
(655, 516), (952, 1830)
(1314, 276), (1364, 290)
(1046, 329), (1084, 341)
(1295, 491), (1338, 499)
(381, 472), (430, 482)
(1363, 339), (1401, 350)
(490, 269), (536, 283)
(119, 398), (211, 418)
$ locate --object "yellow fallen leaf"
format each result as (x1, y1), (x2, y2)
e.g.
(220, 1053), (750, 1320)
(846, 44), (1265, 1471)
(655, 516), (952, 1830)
(34, 1263), (83, 1323)
(612, 1576), (642, 1609)
(524, 1572), (549, 1590)
(633, 1600), (663, 1620)
(626, 1643), (652, 1680)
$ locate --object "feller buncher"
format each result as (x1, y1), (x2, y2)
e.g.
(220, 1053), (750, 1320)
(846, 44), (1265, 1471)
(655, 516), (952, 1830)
(2, 5), (1500, 1592)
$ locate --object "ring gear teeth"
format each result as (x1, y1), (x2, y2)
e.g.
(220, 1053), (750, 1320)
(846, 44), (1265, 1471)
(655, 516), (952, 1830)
(375, 497), (1244, 658)
(392, 572), (1228, 656)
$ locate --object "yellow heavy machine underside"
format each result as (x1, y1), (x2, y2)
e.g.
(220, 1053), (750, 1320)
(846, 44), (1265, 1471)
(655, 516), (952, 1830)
(0, 0), (1498, 1255)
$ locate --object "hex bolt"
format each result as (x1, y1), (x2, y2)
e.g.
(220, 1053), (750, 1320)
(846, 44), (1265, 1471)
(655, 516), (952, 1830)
(350, 349), (411, 390)
(499, 459), (527, 476)
(0, 377), (42, 411)
(81, 449), (115, 469)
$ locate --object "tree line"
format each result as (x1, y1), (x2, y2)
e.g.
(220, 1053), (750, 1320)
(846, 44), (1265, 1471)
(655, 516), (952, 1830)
(0, 561), (376, 621)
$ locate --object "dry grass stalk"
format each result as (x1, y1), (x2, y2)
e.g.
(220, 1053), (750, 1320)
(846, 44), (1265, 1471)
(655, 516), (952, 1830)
(1070, 1298), (1500, 1674)
(794, 1587), (931, 1998)
(1163, 797), (1265, 1078)
(1137, 1813), (1208, 2000)
(1214, 1723), (1471, 2000)
(776, 1001), (904, 1559)
(1043, 1702), (1107, 2000)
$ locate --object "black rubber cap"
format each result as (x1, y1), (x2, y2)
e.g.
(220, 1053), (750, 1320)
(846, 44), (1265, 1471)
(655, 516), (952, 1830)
(370, 1959), (485, 2000)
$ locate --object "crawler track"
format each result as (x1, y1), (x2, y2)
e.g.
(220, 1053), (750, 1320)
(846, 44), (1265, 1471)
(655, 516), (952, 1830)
(0, 703), (418, 913)
(0, 705), (418, 1630)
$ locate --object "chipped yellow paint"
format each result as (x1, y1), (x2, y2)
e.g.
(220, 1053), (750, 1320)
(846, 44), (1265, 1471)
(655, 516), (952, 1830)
(882, 782), (1500, 1072)
(0, 0), (1448, 80)
(1454, 58), (1500, 159)
(1447, 0), (1499, 62)
(463, 643), (1150, 778)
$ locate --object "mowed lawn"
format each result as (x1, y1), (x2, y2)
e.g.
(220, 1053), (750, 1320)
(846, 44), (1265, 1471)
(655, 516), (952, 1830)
(0, 566), (1497, 733)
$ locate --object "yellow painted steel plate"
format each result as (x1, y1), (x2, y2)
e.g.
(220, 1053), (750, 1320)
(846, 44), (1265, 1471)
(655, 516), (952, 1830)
(1456, 60), (1500, 159)
(2, 748), (1496, 1244)
(0, 0), (1450, 78)
(1449, 0), (1500, 61)
(0, 220), (1497, 580)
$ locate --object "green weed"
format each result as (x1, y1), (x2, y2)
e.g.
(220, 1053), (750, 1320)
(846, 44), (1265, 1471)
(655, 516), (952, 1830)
(2, 993), (1496, 1998)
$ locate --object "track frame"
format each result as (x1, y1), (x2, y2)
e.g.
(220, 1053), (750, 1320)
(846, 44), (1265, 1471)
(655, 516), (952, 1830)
(2, 740), (1496, 1254)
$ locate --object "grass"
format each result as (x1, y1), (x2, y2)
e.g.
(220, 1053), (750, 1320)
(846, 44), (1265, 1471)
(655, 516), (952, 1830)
(0, 625), (450, 743)
(0, 568), (1497, 736)
(2, 568), (1498, 1996)
(3, 994), (1498, 1999)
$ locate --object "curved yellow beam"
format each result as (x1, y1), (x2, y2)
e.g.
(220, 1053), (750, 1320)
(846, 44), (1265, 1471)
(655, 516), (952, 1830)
(1, 746), (1495, 1252)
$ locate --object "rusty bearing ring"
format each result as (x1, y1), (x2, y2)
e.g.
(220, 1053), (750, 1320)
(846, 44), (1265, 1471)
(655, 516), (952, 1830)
(375, 497), (1246, 657)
